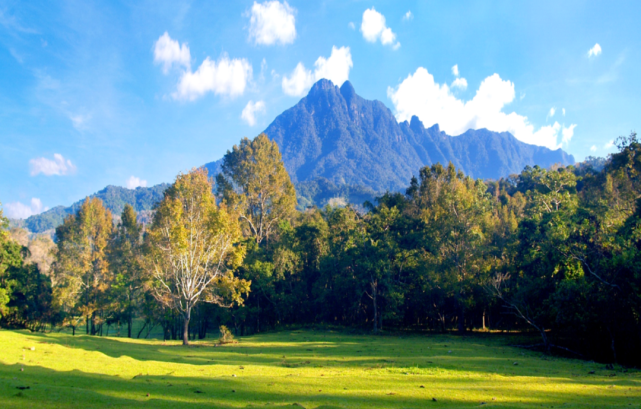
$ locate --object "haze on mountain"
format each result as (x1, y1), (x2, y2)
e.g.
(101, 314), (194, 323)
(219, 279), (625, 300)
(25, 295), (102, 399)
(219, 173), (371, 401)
(21, 79), (575, 233)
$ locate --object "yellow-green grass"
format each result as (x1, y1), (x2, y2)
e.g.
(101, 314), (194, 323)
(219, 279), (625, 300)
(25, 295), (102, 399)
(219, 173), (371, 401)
(0, 329), (639, 408)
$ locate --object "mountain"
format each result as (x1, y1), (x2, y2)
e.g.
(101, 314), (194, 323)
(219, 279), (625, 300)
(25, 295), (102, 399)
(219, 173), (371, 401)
(21, 79), (575, 234)
(20, 184), (169, 234)
(262, 79), (575, 191)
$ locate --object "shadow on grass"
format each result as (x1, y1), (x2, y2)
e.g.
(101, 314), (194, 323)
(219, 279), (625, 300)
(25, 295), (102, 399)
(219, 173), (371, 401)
(2, 359), (639, 409)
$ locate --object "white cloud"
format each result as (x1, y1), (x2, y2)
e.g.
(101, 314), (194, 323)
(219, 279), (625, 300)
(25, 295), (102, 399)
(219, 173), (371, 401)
(387, 67), (578, 150)
(127, 176), (147, 189)
(451, 77), (467, 90)
(241, 100), (266, 126)
(154, 32), (191, 74)
(590, 145), (597, 152)
(247, 1), (296, 45)
(348, 22), (355, 30)
(173, 55), (252, 101)
(562, 108), (566, 116)
(403, 11), (413, 21)
(604, 140), (615, 149)
(4, 198), (46, 219)
(282, 46), (353, 96)
(548, 107), (556, 118)
(29, 153), (76, 176)
(452, 64), (459, 77)
(588, 43), (602, 58)
(361, 8), (400, 49)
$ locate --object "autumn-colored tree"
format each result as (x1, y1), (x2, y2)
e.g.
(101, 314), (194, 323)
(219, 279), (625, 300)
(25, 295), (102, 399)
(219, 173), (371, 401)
(147, 169), (249, 345)
(52, 198), (113, 335)
(216, 133), (297, 245)
(108, 204), (144, 338)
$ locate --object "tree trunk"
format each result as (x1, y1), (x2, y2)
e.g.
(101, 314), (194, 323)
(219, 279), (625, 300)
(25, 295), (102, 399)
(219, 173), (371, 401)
(72, 326), (76, 336)
(457, 303), (465, 333)
(128, 314), (132, 338)
(183, 309), (191, 346)
(482, 310), (486, 331)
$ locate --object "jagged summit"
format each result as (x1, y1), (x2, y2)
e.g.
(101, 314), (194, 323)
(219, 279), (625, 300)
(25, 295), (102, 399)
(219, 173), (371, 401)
(262, 79), (574, 191)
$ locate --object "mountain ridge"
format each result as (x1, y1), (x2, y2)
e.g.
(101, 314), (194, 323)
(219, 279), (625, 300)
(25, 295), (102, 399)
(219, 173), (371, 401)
(17, 79), (576, 233)
(262, 79), (574, 191)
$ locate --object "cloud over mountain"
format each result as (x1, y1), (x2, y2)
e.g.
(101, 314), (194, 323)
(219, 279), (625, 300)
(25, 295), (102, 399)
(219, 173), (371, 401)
(282, 46), (352, 96)
(387, 67), (577, 150)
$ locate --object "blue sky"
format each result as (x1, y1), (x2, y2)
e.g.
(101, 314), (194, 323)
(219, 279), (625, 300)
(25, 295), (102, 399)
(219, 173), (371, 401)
(1, 0), (639, 218)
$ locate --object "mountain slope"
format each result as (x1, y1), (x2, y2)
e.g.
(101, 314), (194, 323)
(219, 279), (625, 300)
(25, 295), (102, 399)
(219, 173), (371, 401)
(263, 79), (574, 191)
(21, 184), (169, 233)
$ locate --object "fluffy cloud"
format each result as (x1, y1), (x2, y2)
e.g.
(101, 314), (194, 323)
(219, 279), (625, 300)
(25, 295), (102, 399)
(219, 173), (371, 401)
(361, 8), (400, 49)
(154, 33), (252, 100)
(127, 176), (147, 189)
(282, 46), (353, 96)
(173, 55), (252, 101)
(241, 100), (266, 126)
(450, 65), (467, 90)
(4, 198), (45, 219)
(590, 145), (597, 152)
(247, 1), (296, 45)
(604, 140), (615, 149)
(403, 11), (413, 21)
(348, 22), (355, 30)
(588, 43), (602, 58)
(387, 67), (577, 150)
(562, 108), (566, 116)
(548, 107), (556, 118)
(29, 153), (76, 176)
(154, 32), (191, 73)
(451, 77), (467, 90)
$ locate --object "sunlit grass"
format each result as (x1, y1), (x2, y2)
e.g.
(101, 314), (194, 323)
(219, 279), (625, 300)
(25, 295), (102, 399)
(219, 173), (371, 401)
(0, 328), (639, 408)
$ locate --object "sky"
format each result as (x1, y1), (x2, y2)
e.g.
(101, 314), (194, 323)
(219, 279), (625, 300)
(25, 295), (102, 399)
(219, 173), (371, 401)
(1, 0), (640, 219)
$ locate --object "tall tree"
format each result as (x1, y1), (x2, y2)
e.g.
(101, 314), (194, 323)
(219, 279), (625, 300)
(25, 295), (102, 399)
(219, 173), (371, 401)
(0, 202), (23, 318)
(147, 168), (249, 345)
(108, 204), (143, 338)
(412, 163), (493, 332)
(216, 133), (297, 245)
(52, 198), (113, 335)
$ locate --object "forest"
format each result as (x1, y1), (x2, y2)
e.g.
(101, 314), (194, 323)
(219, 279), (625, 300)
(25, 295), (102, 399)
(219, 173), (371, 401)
(1, 132), (640, 366)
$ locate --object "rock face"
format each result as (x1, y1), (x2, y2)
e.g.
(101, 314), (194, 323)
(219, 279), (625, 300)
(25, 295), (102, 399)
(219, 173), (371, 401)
(260, 79), (574, 191)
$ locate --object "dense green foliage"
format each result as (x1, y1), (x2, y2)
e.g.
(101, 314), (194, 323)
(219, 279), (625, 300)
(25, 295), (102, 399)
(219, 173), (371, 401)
(2, 132), (641, 366)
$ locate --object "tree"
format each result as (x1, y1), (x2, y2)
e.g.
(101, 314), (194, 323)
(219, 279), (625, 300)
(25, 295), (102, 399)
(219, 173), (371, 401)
(108, 204), (144, 338)
(147, 168), (249, 345)
(0, 202), (23, 318)
(52, 198), (113, 335)
(216, 133), (297, 245)
(412, 163), (493, 332)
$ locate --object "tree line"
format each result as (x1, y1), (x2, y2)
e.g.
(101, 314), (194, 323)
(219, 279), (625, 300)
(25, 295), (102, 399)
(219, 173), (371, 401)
(1, 132), (641, 364)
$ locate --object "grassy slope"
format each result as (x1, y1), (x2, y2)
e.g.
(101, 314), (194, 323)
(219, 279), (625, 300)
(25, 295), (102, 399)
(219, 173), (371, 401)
(0, 329), (639, 408)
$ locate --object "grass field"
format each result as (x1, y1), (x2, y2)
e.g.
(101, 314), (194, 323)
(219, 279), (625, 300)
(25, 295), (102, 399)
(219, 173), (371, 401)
(0, 329), (639, 408)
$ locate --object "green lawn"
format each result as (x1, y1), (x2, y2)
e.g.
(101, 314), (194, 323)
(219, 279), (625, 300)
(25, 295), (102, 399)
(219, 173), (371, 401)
(0, 329), (639, 408)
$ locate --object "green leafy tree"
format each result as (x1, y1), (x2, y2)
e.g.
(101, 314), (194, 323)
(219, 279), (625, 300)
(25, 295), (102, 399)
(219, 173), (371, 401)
(52, 198), (113, 335)
(108, 204), (144, 337)
(147, 169), (249, 345)
(413, 163), (493, 332)
(0, 202), (23, 318)
(216, 133), (297, 245)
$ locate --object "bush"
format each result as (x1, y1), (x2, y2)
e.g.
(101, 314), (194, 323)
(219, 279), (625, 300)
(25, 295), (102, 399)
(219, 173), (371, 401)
(218, 325), (236, 344)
